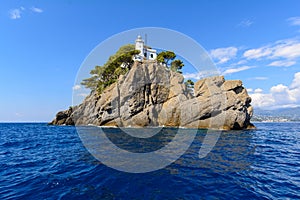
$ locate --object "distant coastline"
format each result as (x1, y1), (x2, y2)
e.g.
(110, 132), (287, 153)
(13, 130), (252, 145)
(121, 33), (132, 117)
(252, 107), (300, 122)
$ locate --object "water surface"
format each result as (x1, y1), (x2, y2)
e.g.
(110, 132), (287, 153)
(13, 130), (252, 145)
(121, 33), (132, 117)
(0, 123), (299, 199)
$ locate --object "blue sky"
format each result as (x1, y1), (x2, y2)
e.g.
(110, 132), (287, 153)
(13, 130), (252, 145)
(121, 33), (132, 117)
(1, 0), (300, 122)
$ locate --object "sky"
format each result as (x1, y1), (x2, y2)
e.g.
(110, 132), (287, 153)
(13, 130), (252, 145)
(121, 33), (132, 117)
(1, 0), (300, 122)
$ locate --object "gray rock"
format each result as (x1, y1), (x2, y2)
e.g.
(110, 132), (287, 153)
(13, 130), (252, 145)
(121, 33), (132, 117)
(49, 61), (255, 130)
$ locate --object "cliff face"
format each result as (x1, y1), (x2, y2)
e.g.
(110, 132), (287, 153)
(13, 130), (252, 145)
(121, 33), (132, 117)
(49, 61), (255, 130)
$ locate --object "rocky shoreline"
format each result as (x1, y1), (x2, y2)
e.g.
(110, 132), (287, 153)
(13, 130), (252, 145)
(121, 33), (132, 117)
(49, 61), (255, 130)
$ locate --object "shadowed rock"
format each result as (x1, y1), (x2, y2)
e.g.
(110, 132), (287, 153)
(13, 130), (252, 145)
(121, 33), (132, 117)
(49, 61), (255, 130)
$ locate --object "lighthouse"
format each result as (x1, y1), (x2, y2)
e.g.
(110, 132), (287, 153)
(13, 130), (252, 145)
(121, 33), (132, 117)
(133, 35), (157, 61)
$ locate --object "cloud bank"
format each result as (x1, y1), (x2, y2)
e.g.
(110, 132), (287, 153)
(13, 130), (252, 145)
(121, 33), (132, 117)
(249, 72), (300, 109)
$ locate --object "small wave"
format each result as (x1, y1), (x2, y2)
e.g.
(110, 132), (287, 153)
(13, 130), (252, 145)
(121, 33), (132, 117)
(0, 123), (299, 199)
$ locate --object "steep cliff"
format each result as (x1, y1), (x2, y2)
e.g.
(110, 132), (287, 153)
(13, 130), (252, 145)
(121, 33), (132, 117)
(49, 61), (255, 130)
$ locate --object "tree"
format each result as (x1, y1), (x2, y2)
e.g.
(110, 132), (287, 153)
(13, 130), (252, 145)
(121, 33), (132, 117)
(185, 79), (194, 88)
(81, 74), (100, 90)
(114, 50), (140, 69)
(81, 65), (106, 90)
(157, 51), (176, 66)
(81, 44), (140, 93)
(170, 59), (184, 73)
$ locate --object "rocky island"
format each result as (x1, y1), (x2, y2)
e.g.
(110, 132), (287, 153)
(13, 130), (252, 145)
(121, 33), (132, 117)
(50, 36), (255, 130)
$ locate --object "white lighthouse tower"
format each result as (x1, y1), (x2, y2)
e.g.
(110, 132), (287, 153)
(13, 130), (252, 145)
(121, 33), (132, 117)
(133, 35), (157, 61)
(135, 35), (144, 55)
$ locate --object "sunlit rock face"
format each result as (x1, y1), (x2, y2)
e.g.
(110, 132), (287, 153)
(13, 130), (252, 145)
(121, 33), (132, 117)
(49, 61), (255, 130)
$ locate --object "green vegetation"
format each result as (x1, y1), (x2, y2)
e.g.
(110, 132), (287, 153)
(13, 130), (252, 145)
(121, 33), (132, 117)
(81, 44), (140, 93)
(157, 51), (184, 73)
(170, 59), (184, 73)
(157, 51), (176, 66)
(185, 79), (194, 88)
(82, 46), (186, 95)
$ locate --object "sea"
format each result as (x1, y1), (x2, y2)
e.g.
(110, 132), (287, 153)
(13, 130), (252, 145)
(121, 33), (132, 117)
(0, 122), (299, 199)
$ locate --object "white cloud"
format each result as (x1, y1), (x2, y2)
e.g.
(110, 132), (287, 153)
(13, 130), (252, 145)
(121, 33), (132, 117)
(254, 77), (268, 80)
(243, 46), (272, 60)
(183, 70), (220, 80)
(247, 88), (253, 93)
(243, 39), (300, 71)
(238, 19), (254, 27)
(31, 7), (43, 13)
(236, 60), (247, 65)
(210, 47), (238, 64)
(248, 77), (268, 80)
(290, 72), (300, 89)
(254, 88), (263, 93)
(243, 39), (300, 62)
(287, 17), (300, 26)
(222, 66), (253, 75)
(250, 93), (275, 108)
(272, 41), (300, 59)
(250, 72), (300, 109)
(8, 6), (43, 19)
(183, 72), (202, 80)
(270, 84), (288, 93)
(9, 8), (22, 19)
(270, 84), (296, 104)
(211, 38), (300, 80)
(268, 60), (296, 67)
(72, 85), (81, 90)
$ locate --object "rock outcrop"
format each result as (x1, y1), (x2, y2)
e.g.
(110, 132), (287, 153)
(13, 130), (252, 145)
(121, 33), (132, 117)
(49, 61), (255, 130)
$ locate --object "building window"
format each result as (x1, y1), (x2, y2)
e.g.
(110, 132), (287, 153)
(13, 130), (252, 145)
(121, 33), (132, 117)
(144, 53), (147, 57)
(150, 54), (153, 58)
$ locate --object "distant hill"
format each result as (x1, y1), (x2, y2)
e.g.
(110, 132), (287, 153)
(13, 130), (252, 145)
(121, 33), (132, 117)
(252, 107), (300, 122)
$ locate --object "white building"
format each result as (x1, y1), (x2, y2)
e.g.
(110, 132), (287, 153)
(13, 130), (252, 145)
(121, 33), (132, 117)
(133, 35), (157, 61)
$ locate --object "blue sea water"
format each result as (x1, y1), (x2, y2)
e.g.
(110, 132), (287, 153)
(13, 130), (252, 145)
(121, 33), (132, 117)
(0, 123), (299, 199)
